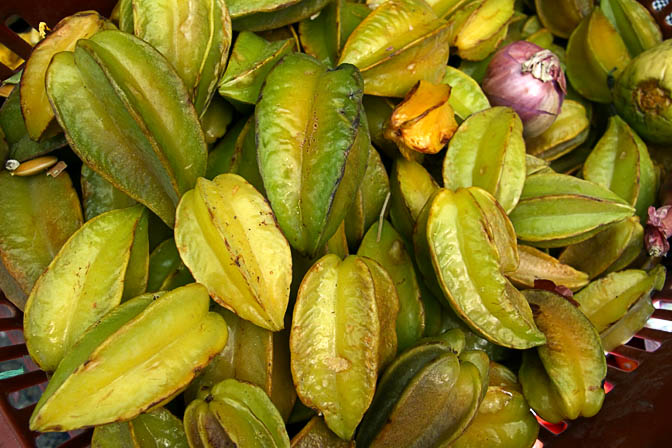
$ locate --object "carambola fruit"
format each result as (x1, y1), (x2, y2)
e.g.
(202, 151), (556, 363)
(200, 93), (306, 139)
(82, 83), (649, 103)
(175, 173), (292, 331)
(24, 204), (147, 370)
(30, 284), (229, 431)
(613, 39), (672, 145)
(184, 378), (290, 448)
(20, 11), (112, 141)
(46, 30), (207, 227)
(519, 289), (606, 423)
(357, 339), (484, 447)
(185, 307), (296, 421)
(451, 362), (539, 448)
(92, 407), (188, 448)
(256, 53), (369, 257)
(414, 187), (545, 349)
(583, 115), (657, 221)
(442, 106), (526, 213)
(290, 254), (397, 440)
(509, 173), (635, 247)
(131, 0), (232, 116)
(339, 0), (452, 97)
(0, 170), (82, 310)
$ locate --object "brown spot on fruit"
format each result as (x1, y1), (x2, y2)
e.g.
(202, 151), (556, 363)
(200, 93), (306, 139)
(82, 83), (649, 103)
(635, 80), (671, 116)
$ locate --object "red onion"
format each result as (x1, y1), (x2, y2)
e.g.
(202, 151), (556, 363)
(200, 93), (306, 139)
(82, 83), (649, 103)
(645, 173), (672, 257)
(482, 41), (567, 138)
(533, 279), (575, 302)
(645, 205), (672, 257)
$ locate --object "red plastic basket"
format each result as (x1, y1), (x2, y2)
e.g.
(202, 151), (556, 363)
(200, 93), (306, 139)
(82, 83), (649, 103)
(1, 295), (94, 448)
(2, 1), (672, 447)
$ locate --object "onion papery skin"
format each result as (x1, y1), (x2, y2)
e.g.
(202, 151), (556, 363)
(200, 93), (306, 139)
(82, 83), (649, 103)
(482, 41), (567, 138)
